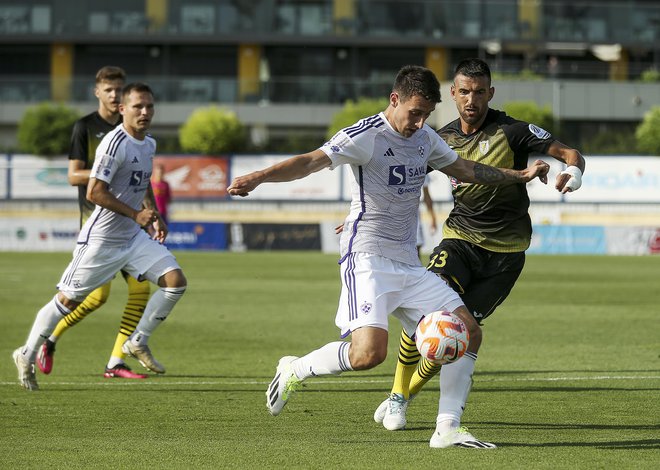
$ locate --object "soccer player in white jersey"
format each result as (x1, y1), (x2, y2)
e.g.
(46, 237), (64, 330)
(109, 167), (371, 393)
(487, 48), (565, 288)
(13, 83), (187, 391)
(228, 65), (549, 447)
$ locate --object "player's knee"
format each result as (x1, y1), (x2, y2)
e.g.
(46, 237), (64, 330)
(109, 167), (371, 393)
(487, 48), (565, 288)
(453, 305), (482, 352)
(159, 269), (187, 289)
(348, 345), (387, 370)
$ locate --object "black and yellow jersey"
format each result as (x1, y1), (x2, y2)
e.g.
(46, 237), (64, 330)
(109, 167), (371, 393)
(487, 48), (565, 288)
(438, 109), (553, 253)
(68, 112), (120, 227)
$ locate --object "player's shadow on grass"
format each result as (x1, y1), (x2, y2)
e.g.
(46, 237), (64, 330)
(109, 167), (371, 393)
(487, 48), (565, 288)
(469, 421), (660, 449)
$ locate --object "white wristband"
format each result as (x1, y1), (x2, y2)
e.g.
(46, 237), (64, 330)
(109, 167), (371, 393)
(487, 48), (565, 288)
(560, 165), (582, 192)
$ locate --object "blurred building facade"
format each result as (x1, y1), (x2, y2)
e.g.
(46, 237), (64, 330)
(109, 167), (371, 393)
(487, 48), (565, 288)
(0, 0), (659, 148)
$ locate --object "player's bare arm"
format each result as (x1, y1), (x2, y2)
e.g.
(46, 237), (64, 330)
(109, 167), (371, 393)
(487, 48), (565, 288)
(87, 177), (156, 227)
(67, 159), (92, 186)
(442, 157), (549, 185)
(547, 141), (586, 193)
(143, 184), (168, 243)
(227, 150), (331, 197)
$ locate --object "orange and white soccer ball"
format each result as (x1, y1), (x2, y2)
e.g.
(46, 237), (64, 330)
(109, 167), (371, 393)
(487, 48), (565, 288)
(415, 310), (469, 364)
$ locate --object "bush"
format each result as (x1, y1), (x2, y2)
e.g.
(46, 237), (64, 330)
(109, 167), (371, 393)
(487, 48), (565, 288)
(179, 106), (246, 154)
(503, 101), (556, 135)
(640, 69), (660, 83)
(327, 97), (389, 140)
(17, 102), (80, 156)
(635, 106), (660, 155)
(581, 129), (638, 155)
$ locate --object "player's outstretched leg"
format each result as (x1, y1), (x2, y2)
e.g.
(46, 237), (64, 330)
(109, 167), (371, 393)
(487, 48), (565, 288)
(37, 284), (110, 374)
(266, 341), (353, 416)
(104, 274), (150, 379)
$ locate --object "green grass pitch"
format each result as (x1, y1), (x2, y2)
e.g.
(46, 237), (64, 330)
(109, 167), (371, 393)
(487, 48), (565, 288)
(1, 251), (658, 469)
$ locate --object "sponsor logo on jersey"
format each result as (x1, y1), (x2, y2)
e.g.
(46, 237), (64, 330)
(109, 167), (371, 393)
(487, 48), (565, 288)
(389, 165), (406, 185)
(528, 124), (551, 140)
(95, 132), (105, 139)
(384, 147), (395, 157)
(479, 140), (490, 155)
(132, 156), (139, 163)
(130, 170), (144, 186)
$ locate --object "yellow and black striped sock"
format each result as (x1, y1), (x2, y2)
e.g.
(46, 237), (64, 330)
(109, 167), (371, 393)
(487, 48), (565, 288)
(110, 276), (150, 361)
(409, 358), (442, 396)
(390, 329), (421, 399)
(50, 283), (111, 341)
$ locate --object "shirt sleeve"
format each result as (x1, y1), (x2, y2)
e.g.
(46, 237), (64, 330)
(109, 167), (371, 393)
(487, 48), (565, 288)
(90, 139), (124, 184)
(504, 121), (554, 156)
(427, 131), (459, 171)
(68, 119), (88, 162)
(319, 128), (374, 169)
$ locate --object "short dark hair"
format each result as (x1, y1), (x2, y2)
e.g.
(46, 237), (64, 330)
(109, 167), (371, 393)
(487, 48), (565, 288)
(95, 66), (126, 84)
(454, 58), (491, 84)
(122, 82), (153, 102)
(392, 65), (441, 103)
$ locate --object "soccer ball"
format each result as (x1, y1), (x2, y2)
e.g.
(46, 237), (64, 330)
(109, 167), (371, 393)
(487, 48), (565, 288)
(415, 310), (469, 364)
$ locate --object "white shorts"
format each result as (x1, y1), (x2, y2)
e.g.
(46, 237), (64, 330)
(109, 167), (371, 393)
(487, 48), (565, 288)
(335, 252), (464, 338)
(57, 230), (180, 302)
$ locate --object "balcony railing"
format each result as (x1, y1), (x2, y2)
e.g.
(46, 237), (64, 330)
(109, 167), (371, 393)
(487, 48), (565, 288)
(0, 0), (658, 46)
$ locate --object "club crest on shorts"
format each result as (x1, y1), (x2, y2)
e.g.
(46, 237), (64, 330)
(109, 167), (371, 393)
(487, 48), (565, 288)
(479, 140), (490, 155)
(360, 301), (373, 314)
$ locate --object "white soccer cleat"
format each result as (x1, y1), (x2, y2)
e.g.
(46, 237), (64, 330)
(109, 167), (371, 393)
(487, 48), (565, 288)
(13, 348), (38, 391)
(122, 341), (166, 374)
(429, 426), (497, 449)
(374, 393), (415, 429)
(373, 396), (389, 424)
(266, 356), (302, 416)
(382, 393), (409, 430)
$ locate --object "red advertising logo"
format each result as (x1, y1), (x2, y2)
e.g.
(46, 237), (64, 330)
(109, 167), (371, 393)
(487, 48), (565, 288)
(154, 156), (229, 199)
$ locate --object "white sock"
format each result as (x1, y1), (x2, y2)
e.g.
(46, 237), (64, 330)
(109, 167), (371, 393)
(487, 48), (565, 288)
(292, 341), (353, 380)
(106, 356), (124, 369)
(130, 286), (185, 343)
(23, 295), (71, 362)
(436, 352), (477, 429)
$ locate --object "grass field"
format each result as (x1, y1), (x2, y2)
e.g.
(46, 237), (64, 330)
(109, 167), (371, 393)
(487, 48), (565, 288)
(1, 251), (658, 469)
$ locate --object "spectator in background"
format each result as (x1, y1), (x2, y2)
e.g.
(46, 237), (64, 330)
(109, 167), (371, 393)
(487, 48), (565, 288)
(152, 163), (172, 225)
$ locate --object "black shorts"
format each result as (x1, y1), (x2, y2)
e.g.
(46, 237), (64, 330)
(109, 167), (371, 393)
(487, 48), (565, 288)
(426, 238), (525, 323)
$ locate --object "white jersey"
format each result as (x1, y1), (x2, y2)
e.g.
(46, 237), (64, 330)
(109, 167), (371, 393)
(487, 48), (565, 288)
(320, 112), (458, 266)
(77, 124), (156, 246)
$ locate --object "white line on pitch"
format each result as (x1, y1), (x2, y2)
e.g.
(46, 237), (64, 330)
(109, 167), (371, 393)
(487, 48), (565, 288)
(1, 375), (659, 387)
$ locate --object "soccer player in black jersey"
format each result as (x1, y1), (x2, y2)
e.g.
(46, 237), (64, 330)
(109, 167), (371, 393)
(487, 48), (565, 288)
(36, 66), (152, 379)
(375, 58), (585, 449)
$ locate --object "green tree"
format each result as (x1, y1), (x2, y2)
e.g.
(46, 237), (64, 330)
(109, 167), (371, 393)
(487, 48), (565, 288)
(179, 106), (246, 154)
(502, 101), (556, 135)
(635, 106), (660, 155)
(327, 97), (389, 140)
(17, 102), (80, 156)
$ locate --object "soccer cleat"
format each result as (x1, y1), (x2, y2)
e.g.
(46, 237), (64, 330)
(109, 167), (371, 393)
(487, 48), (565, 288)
(36, 339), (56, 374)
(381, 393), (410, 430)
(103, 364), (148, 379)
(122, 341), (166, 374)
(266, 356), (303, 416)
(12, 348), (38, 391)
(429, 426), (497, 449)
(374, 393), (415, 426)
